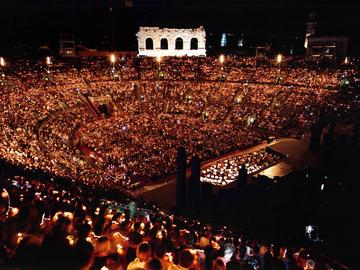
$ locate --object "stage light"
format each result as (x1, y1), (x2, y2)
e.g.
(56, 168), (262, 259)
(0, 57), (5, 67)
(277, 54), (282, 64)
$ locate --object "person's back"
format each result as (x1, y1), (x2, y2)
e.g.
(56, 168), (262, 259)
(171, 249), (194, 270)
(263, 252), (286, 270)
(145, 258), (163, 270)
(212, 258), (226, 270)
(127, 242), (152, 270)
(154, 243), (171, 270)
(92, 236), (110, 270)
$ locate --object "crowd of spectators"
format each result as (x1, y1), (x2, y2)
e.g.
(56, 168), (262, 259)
(0, 55), (358, 269)
(0, 56), (359, 190)
(0, 175), (333, 270)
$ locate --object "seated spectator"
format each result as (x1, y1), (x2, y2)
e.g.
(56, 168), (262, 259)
(173, 249), (194, 270)
(154, 243), (171, 270)
(127, 242), (152, 270)
(212, 258), (226, 270)
(93, 236), (110, 270)
(145, 258), (163, 270)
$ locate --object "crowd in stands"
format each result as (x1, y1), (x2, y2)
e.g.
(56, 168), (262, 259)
(0, 56), (359, 190)
(0, 175), (335, 270)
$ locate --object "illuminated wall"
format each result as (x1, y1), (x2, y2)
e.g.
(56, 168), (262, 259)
(137, 26), (206, 57)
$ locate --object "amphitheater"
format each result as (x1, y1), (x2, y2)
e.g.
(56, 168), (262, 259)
(1, 56), (358, 191)
(0, 55), (358, 270)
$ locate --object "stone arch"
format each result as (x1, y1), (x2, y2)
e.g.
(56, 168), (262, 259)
(190, 38), (198, 50)
(175, 37), (183, 50)
(161, 38), (168, 50)
(137, 26), (206, 57)
(145, 38), (153, 50)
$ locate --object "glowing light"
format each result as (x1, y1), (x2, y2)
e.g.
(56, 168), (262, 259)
(46, 56), (51, 65)
(67, 235), (75, 245)
(219, 54), (225, 64)
(110, 54), (116, 64)
(247, 116), (255, 126)
(156, 55), (162, 63)
(1, 190), (8, 198)
(277, 54), (282, 64)
(117, 244), (123, 254)
(166, 252), (173, 263)
(156, 230), (163, 239)
(11, 207), (19, 216)
(64, 212), (74, 220)
(344, 57), (349, 64)
(0, 57), (5, 67)
(17, 233), (23, 244)
(40, 213), (50, 226)
(321, 184), (325, 191)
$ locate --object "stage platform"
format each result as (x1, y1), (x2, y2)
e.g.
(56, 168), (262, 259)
(137, 137), (318, 209)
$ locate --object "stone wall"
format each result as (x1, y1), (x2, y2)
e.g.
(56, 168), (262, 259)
(137, 26), (206, 57)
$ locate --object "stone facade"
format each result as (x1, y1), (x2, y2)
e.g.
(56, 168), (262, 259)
(137, 26), (206, 57)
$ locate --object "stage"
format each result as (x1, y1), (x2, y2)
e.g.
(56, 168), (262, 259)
(137, 137), (318, 209)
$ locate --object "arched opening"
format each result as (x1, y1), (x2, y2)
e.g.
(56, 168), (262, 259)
(145, 38), (153, 50)
(175, 37), (183, 50)
(160, 38), (168, 50)
(190, 38), (198, 50)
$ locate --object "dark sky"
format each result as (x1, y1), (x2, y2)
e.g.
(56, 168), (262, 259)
(1, 0), (360, 54)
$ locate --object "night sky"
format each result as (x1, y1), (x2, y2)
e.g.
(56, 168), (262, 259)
(1, 0), (360, 55)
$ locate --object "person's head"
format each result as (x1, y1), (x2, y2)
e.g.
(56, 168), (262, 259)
(212, 258), (226, 270)
(178, 249), (194, 269)
(136, 242), (152, 262)
(238, 245), (247, 260)
(130, 231), (143, 247)
(95, 236), (110, 257)
(272, 245), (280, 257)
(154, 243), (166, 259)
(73, 246), (94, 270)
(53, 214), (72, 235)
(259, 244), (268, 256)
(252, 245), (260, 256)
(134, 222), (141, 232)
(223, 243), (235, 262)
(145, 258), (162, 270)
(296, 249), (308, 268)
(226, 261), (241, 270)
(78, 223), (92, 239)
(304, 259), (315, 270)
(279, 247), (287, 258)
